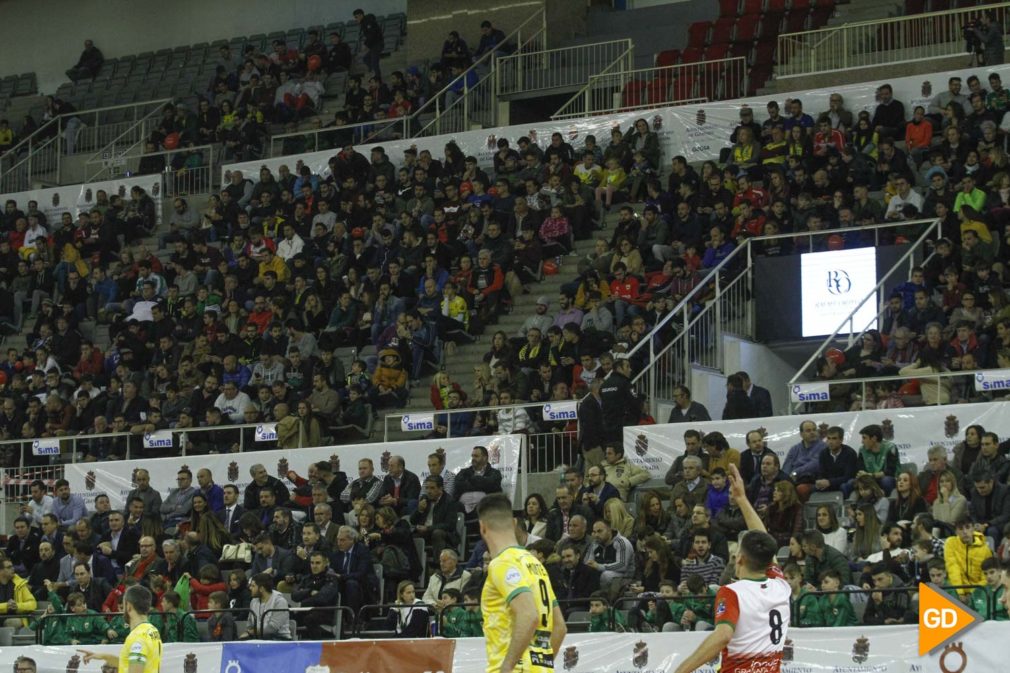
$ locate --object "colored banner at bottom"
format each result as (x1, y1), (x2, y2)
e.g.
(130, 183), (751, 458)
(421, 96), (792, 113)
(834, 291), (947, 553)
(0, 623), (1002, 672)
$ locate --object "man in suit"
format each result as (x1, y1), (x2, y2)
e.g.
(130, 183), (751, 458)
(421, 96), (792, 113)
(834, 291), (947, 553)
(72, 542), (117, 585)
(69, 561), (112, 612)
(379, 455), (422, 516)
(312, 502), (341, 548)
(410, 475), (459, 557)
(216, 485), (247, 537)
(5, 517), (41, 574)
(546, 486), (594, 542)
(249, 532), (296, 592)
(736, 370), (773, 417)
(98, 511), (139, 573)
(738, 429), (776, 486)
(330, 525), (376, 616)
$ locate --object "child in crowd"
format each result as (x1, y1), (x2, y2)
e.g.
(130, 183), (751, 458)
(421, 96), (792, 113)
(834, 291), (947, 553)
(818, 570), (858, 626)
(588, 591), (627, 632)
(927, 559), (961, 600)
(65, 592), (109, 645)
(666, 575), (716, 632)
(641, 581), (677, 631)
(705, 468), (730, 518)
(161, 590), (201, 643)
(30, 592), (67, 645)
(595, 157), (627, 212)
(439, 588), (483, 637)
(207, 591), (238, 641)
(785, 563), (824, 627)
(971, 558), (1008, 621)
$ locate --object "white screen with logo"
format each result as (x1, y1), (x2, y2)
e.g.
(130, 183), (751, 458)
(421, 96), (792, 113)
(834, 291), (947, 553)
(800, 248), (878, 338)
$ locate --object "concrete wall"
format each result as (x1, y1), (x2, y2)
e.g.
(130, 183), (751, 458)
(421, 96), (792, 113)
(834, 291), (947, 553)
(722, 335), (796, 418)
(406, 0), (550, 66)
(0, 0), (406, 94)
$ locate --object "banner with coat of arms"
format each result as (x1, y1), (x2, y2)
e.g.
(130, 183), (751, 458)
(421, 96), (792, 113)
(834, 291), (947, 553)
(0, 623), (1001, 673)
(3, 173), (164, 231)
(64, 434), (522, 511)
(221, 63), (1010, 189)
(623, 401), (1010, 480)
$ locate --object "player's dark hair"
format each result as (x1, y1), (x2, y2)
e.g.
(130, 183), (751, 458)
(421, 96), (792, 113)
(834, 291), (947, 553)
(476, 493), (514, 528)
(738, 530), (778, 572)
(124, 585), (153, 615)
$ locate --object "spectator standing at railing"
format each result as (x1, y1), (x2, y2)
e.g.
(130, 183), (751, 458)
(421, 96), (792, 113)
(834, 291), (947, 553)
(354, 8), (385, 78)
(973, 11), (1005, 66)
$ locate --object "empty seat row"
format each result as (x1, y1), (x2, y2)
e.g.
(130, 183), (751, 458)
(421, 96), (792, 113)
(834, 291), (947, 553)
(720, 0), (835, 18)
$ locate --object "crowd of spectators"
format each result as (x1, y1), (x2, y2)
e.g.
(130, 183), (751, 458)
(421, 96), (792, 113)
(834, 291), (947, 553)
(1, 415), (1007, 645)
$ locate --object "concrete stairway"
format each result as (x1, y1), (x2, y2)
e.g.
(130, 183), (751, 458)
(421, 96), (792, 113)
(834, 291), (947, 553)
(380, 215), (618, 443)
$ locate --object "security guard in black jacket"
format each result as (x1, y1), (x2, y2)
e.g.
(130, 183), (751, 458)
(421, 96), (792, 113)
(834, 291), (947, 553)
(599, 357), (641, 443)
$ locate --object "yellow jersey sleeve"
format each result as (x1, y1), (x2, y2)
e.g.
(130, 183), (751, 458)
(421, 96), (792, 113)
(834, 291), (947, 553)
(489, 553), (534, 606)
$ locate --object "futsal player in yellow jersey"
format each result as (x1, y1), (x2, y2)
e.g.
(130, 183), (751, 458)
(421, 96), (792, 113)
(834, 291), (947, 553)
(79, 585), (162, 673)
(478, 493), (567, 673)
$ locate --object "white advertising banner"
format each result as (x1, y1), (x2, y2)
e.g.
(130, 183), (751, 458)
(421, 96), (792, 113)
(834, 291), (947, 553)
(141, 430), (174, 450)
(221, 63), (1010, 182)
(2, 173), (164, 228)
(254, 423), (278, 442)
(790, 382), (831, 405)
(65, 434), (522, 511)
(30, 438), (60, 457)
(543, 401), (579, 422)
(623, 400), (1010, 480)
(400, 413), (436, 432)
(0, 623), (1002, 673)
(800, 248), (878, 338)
(973, 369), (1010, 393)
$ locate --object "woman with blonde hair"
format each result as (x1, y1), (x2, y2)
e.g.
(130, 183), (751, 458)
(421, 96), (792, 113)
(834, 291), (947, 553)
(471, 363), (494, 405)
(384, 580), (429, 637)
(932, 469), (968, 525)
(603, 498), (635, 538)
(430, 370), (465, 410)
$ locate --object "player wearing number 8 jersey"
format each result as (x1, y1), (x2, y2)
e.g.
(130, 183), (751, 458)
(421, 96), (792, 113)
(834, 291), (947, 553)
(675, 464), (790, 673)
(479, 493), (567, 673)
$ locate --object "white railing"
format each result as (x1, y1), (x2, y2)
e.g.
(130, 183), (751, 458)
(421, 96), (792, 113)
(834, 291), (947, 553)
(787, 218), (945, 390)
(553, 57), (746, 120)
(267, 118), (404, 157)
(785, 369), (989, 415)
(383, 401), (579, 473)
(777, 3), (1010, 77)
(629, 219), (943, 417)
(0, 99), (171, 190)
(414, 68), (498, 137)
(83, 102), (174, 182)
(404, 8), (546, 138)
(495, 39), (634, 98)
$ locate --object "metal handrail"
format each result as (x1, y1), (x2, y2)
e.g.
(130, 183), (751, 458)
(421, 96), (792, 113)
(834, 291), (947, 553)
(553, 57), (746, 120)
(0, 418), (326, 468)
(83, 100), (173, 181)
(627, 218), (942, 414)
(788, 218), (943, 387)
(787, 368), (999, 415)
(777, 2), (1010, 77)
(267, 117), (403, 158)
(381, 399), (577, 442)
(85, 142), (217, 184)
(495, 38), (633, 98)
(404, 8), (546, 139)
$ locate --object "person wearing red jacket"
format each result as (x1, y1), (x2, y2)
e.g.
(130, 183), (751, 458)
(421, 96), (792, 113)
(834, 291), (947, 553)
(469, 249), (504, 326)
(608, 262), (642, 328)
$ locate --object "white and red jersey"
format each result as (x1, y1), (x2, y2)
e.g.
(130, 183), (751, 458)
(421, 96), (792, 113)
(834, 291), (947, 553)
(713, 565), (792, 673)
